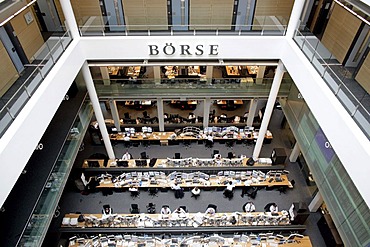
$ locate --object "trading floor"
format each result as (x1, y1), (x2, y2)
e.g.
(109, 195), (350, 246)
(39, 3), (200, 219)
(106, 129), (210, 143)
(44, 105), (328, 247)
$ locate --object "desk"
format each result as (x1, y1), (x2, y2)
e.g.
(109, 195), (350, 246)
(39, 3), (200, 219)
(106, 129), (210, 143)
(67, 234), (312, 247)
(124, 100), (152, 106)
(226, 66), (241, 76)
(108, 66), (120, 76)
(125, 66), (141, 77)
(216, 100), (244, 105)
(62, 211), (290, 229)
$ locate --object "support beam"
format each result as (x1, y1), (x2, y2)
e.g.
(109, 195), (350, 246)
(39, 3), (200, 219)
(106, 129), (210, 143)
(203, 98), (211, 128)
(308, 192), (323, 212)
(153, 66), (161, 84)
(206, 66), (214, 84)
(289, 142), (300, 162)
(247, 99), (258, 126)
(157, 98), (164, 131)
(101, 67), (110, 85)
(108, 100), (121, 132)
(256, 66), (266, 84)
(285, 0), (306, 38)
(81, 62), (115, 159)
(253, 61), (285, 159)
(59, 0), (80, 39)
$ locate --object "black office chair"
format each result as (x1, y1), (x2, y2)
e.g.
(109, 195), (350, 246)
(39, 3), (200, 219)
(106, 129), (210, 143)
(175, 153), (181, 159)
(130, 189), (140, 199)
(246, 186), (258, 199)
(227, 152), (234, 159)
(130, 204), (140, 214)
(124, 112), (130, 119)
(149, 187), (158, 197)
(179, 205), (187, 212)
(140, 152), (148, 159)
(226, 140), (234, 148)
(146, 203), (156, 214)
(205, 139), (213, 148)
(207, 204), (217, 212)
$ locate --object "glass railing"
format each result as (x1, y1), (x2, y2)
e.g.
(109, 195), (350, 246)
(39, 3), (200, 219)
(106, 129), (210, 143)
(293, 28), (370, 139)
(17, 98), (93, 247)
(0, 30), (73, 138)
(93, 77), (293, 98)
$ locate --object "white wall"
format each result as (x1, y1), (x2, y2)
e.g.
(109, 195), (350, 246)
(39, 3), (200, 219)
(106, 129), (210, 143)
(0, 40), (85, 207)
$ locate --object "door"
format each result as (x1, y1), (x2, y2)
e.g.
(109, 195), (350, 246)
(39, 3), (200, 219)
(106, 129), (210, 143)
(0, 27), (24, 73)
(345, 25), (370, 68)
(36, 0), (62, 31)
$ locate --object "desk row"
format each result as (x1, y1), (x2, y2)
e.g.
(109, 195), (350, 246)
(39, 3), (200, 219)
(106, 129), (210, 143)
(62, 211), (290, 229)
(83, 157), (274, 169)
(67, 233), (312, 247)
(91, 170), (291, 189)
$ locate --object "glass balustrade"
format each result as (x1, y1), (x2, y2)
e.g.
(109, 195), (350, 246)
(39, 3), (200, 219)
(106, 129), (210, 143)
(0, 30), (73, 138)
(17, 99), (93, 247)
(293, 28), (370, 139)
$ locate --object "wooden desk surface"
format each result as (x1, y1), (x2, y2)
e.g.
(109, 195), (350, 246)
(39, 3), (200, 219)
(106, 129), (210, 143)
(82, 158), (273, 169)
(68, 236), (312, 247)
(63, 211), (290, 229)
(226, 66), (240, 76)
(216, 100), (244, 105)
(110, 131), (273, 142)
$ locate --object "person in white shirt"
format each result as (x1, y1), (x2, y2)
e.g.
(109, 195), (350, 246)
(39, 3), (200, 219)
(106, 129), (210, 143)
(123, 134), (130, 141)
(205, 207), (216, 216)
(243, 202), (256, 212)
(223, 181), (235, 200)
(160, 205), (171, 215)
(102, 205), (113, 216)
(122, 151), (132, 160)
(191, 187), (201, 199)
(171, 181), (183, 199)
(264, 203), (279, 213)
(172, 207), (186, 218)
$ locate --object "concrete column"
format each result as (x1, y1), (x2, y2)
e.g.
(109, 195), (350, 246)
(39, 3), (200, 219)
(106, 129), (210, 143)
(289, 142), (301, 162)
(101, 67), (110, 85)
(153, 66), (161, 84)
(256, 66), (266, 84)
(285, 0), (306, 38)
(203, 98), (212, 128)
(59, 0), (80, 38)
(206, 66), (214, 84)
(247, 99), (258, 126)
(253, 61), (285, 159)
(308, 192), (323, 212)
(81, 62), (115, 159)
(108, 100), (121, 132)
(157, 98), (165, 131)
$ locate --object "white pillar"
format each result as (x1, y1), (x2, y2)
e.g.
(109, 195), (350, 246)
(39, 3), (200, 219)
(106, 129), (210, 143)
(285, 0), (306, 38)
(157, 98), (164, 131)
(203, 98), (211, 128)
(108, 100), (121, 132)
(81, 62), (115, 159)
(153, 66), (161, 84)
(253, 61), (285, 159)
(101, 67), (110, 85)
(247, 99), (258, 126)
(256, 66), (266, 84)
(59, 0), (80, 39)
(308, 192), (323, 212)
(289, 142), (301, 162)
(206, 66), (213, 84)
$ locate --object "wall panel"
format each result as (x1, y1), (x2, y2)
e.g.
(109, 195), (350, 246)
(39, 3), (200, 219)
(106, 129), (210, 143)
(253, 0), (294, 27)
(190, 0), (234, 30)
(355, 52), (370, 93)
(321, 3), (362, 63)
(10, 7), (44, 61)
(0, 41), (18, 97)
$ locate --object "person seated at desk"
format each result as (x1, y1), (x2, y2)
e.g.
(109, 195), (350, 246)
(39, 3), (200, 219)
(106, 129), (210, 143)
(123, 134), (130, 142)
(171, 181), (184, 199)
(102, 205), (113, 216)
(207, 135), (214, 142)
(188, 113), (195, 120)
(191, 187), (201, 199)
(122, 151), (132, 160)
(129, 185), (139, 198)
(214, 153), (222, 160)
(228, 215), (237, 225)
(172, 207), (187, 218)
(243, 202), (256, 212)
(223, 181), (235, 200)
(160, 205), (171, 215)
(205, 207), (216, 216)
(234, 115), (240, 123)
(264, 202), (279, 213)
(220, 113), (227, 118)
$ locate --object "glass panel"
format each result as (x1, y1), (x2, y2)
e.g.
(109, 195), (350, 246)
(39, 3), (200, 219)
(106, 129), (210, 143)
(26, 72), (43, 95)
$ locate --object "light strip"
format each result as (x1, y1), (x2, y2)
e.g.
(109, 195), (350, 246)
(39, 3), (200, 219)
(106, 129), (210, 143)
(0, 0), (37, 27)
(333, 0), (370, 26)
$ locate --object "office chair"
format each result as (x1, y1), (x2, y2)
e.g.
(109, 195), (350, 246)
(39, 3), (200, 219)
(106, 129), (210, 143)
(179, 205), (187, 212)
(130, 189), (140, 199)
(102, 204), (112, 214)
(149, 187), (158, 197)
(246, 186), (258, 199)
(130, 204), (140, 214)
(140, 152), (148, 159)
(174, 153), (181, 159)
(205, 140), (213, 148)
(227, 152), (234, 159)
(124, 112), (130, 119)
(226, 140), (234, 148)
(146, 203), (156, 214)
